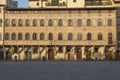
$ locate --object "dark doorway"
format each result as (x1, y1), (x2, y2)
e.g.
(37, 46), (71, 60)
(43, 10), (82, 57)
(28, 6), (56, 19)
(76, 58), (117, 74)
(6, 52), (11, 59)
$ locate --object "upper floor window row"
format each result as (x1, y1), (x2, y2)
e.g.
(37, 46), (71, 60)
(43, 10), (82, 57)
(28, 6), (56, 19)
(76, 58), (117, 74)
(5, 32), (106, 41)
(5, 18), (113, 27)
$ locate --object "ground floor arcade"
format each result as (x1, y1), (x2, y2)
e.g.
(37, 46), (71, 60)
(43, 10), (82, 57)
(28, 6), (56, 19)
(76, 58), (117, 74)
(0, 45), (118, 61)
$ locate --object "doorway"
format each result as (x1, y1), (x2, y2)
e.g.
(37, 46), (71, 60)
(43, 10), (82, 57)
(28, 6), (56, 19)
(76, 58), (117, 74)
(48, 49), (54, 60)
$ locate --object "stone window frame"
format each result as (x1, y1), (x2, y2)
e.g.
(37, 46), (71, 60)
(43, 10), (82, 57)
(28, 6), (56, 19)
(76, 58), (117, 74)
(58, 33), (63, 40)
(77, 33), (82, 40)
(48, 33), (53, 40)
(25, 33), (30, 40)
(18, 19), (23, 27)
(5, 33), (9, 40)
(5, 19), (10, 27)
(32, 33), (37, 40)
(48, 19), (53, 27)
(12, 19), (16, 27)
(87, 19), (91, 27)
(87, 32), (92, 40)
(40, 33), (45, 40)
(77, 19), (82, 27)
(40, 19), (45, 27)
(68, 33), (73, 40)
(58, 19), (63, 27)
(98, 32), (102, 40)
(26, 19), (30, 27)
(11, 33), (16, 40)
(18, 33), (23, 40)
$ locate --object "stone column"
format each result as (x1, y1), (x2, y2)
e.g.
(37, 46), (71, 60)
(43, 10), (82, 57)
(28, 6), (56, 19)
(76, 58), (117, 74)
(3, 46), (6, 60)
(71, 46), (75, 60)
(38, 46), (41, 60)
(54, 46), (56, 60)
(45, 46), (48, 60)
(81, 46), (85, 60)
(63, 46), (66, 60)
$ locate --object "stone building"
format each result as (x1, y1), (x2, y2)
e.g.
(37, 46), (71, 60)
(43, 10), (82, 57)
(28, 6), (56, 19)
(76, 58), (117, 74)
(0, 0), (120, 60)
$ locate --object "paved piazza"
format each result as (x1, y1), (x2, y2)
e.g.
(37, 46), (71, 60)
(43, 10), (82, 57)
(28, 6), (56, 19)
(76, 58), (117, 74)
(0, 61), (120, 80)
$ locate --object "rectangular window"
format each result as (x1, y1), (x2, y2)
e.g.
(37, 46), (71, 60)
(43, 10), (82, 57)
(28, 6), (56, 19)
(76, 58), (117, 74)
(73, 0), (76, 2)
(0, 8), (1, 13)
(118, 32), (120, 40)
(58, 47), (63, 53)
(117, 17), (120, 26)
(0, 19), (2, 27)
(37, 2), (39, 6)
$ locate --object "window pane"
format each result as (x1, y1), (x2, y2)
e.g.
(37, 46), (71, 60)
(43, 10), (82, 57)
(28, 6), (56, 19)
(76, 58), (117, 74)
(25, 33), (30, 40)
(18, 19), (22, 27)
(68, 19), (73, 27)
(5, 33), (9, 40)
(0, 19), (2, 27)
(58, 33), (63, 40)
(87, 19), (91, 27)
(5, 19), (10, 27)
(68, 33), (73, 40)
(108, 19), (112, 26)
(77, 33), (82, 40)
(40, 19), (44, 27)
(26, 19), (30, 26)
(33, 33), (37, 40)
(33, 19), (37, 26)
(87, 33), (91, 40)
(12, 33), (16, 40)
(48, 33), (53, 40)
(12, 19), (16, 27)
(0, 33), (2, 40)
(48, 19), (53, 27)
(98, 19), (102, 27)
(40, 33), (45, 40)
(58, 19), (63, 27)
(98, 33), (102, 40)
(77, 19), (82, 27)
(18, 33), (22, 40)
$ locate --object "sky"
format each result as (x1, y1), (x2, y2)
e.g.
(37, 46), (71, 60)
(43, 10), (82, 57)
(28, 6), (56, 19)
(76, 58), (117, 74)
(14, 0), (28, 8)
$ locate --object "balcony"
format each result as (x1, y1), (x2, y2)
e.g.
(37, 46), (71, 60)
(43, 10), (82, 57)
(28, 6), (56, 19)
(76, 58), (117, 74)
(85, 0), (112, 6)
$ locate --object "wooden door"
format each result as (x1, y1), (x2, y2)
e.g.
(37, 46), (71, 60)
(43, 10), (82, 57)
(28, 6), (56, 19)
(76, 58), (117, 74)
(86, 51), (91, 60)
(105, 51), (112, 60)
(77, 51), (82, 60)
(68, 53), (70, 60)
(48, 49), (54, 60)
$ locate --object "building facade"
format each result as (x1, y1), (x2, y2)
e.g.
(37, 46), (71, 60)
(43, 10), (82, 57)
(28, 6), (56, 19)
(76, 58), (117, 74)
(0, 0), (120, 60)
